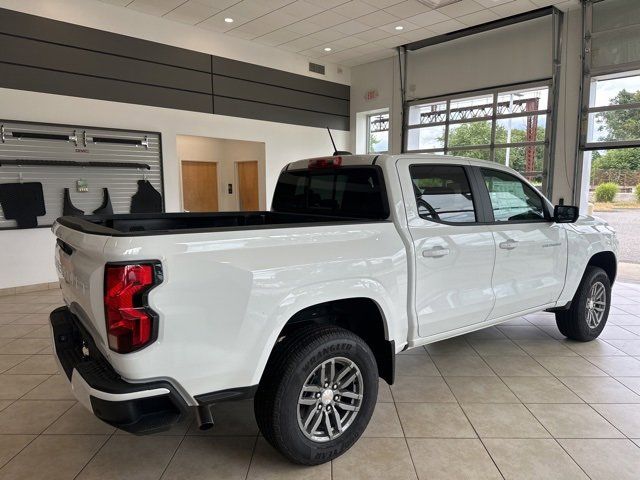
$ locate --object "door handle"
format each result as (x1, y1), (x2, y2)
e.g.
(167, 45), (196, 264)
(422, 246), (450, 258)
(499, 239), (518, 250)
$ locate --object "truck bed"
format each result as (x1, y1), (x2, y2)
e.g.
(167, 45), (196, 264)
(56, 211), (385, 236)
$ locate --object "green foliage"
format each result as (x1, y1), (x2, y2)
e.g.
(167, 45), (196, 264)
(592, 148), (640, 171)
(636, 183), (640, 203)
(368, 133), (381, 153)
(594, 182), (619, 202)
(597, 90), (640, 142)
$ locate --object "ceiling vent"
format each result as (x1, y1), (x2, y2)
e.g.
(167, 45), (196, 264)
(417, 0), (462, 7)
(309, 62), (325, 75)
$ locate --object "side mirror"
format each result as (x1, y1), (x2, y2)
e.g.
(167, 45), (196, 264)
(553, 205), (579, 223)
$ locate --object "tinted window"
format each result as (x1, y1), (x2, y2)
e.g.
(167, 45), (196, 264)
(481, 169), (546, 222)
(272, 167), (388, 219)
(410, 165), (476, 223)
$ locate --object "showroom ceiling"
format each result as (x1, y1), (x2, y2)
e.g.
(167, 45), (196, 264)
(99, 0), (579, 66)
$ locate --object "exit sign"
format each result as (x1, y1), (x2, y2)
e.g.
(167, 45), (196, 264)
(364, 89), (378, 101)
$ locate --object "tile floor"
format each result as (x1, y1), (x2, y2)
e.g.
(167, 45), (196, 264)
(1, 283), (640, 479)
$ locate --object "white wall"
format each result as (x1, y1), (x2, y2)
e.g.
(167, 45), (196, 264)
(176, 136), (266, 211)
(0, 89), (348, 289)
(0, 0), (349, 85)
(0, 0), (351, 289)
(350, 11), (583, 205)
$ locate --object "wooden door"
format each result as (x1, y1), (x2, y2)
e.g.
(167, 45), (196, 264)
(182, 161), (218, 212)
(237, 161), (259, 211)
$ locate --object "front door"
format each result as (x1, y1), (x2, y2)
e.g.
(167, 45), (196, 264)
(479, 167), (567, 319)
(397, 159), (496, 338)
(182, 161), (218, 212)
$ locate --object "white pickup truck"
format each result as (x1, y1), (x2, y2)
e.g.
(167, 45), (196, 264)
(50, 154), (617, 465)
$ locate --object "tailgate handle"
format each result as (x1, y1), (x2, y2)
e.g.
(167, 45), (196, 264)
(57, 239), (74, 256)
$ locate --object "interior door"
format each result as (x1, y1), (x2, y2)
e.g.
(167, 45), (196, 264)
(479, 167), (567, 319)
(181, 161), (218, 212)
(397, 159), (496, 338)
(237, 161), (259, 211)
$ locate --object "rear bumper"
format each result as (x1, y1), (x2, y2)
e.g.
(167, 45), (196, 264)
(50, 306), (188, 434)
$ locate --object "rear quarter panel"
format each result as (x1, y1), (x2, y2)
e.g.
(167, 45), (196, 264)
(102, 222), (407, 401)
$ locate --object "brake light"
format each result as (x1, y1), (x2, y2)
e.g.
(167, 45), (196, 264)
(308, 156), (342, 169)
(104, 263), (160, 353)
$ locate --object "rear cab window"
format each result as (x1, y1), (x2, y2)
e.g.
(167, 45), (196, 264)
(272, 166), (389, 220)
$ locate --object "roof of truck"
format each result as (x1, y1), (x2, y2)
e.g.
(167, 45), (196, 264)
(285, 153), (519, 175)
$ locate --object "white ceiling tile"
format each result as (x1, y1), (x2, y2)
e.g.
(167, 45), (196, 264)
(491, 0), (538, 17)
(457, 8), (500, 25)
(127, 0), (186, 16)
(332, 1), (378, 19)
(306, 10), (347, 28)
(305, 0), (350, 7)
(255, 28), (303, 45)
(223, 0), (273, 20)
(409, 9), (450, 26)
(354, 27), (394, 41)
(401, 27), (435, 41)
(378, 19), (421, 33)
(428, 18), (466, 33)
(374, 35), (407, 48)
(199, 12), (252, 31)
(99, 0), (132, 6)
(437, 0), (484, 18)
(287, 20), (325, 34)
(163, 1), (219, 24)
(473, 0), (512, 6)
(277, 1), (325, 20)
(384, 0), (432, 18)
(259, 11), (300, 29)
(327, 36), (368, 49)
(195, 0), (241, 8)
(333, 19), (371, 34)
(358, 10), (400, 27)
(361, 0), (403, 8)
(228, 18), (278, 37)
(551, 0), (580, 11)
(225, 28), (262, 40)
(280, 36), (325, 52)
(309, 28), (348, 42)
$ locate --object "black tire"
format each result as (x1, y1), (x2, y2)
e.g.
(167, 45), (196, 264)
(556, 266), (611, 342)
(254, 325), (378, 465)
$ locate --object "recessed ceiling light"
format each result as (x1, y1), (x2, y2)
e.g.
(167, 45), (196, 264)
(324, 47), (332, 52)
(224, 17), (234, 23)
(395, 25), (404, 31)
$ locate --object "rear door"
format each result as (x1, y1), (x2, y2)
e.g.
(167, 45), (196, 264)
(476, 167), (567, 319)
(396, 158), (496, 338)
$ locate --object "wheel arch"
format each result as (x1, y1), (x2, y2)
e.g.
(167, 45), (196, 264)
(587, 251), (617, 285)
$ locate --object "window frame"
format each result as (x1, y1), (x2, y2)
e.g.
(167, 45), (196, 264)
(403, 80), (552, 192)
(366, 111), (390, 154)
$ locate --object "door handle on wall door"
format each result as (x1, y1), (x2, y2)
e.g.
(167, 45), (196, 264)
(499, 239), (518, 250)
(422, 246), (450, 258)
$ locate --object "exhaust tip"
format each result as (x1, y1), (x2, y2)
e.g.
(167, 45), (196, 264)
(196, 405), (214, 431)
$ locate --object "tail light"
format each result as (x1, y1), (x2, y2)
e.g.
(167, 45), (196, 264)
(104, 263), (161, 353)
(308, 156), (342, 169)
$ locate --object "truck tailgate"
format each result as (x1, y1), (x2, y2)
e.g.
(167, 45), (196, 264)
(53, 222), (110, 348)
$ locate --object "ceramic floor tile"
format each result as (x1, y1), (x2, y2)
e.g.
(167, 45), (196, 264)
(44, 403), (116, 435)
(559, 376), (640, 403)
(363, 403), (404, 437)
(462, 403), (549, 438)
(0, 374), (49, 400)
(0, 435), (107, 480)
(0, 339), (50, 355)
(564, 339), (626, 356)
(77, 435), (182, 480)
(498, 326), (549, 340)
(500, 376), (583, 404)
(5, 355), (58, 375)
(585, 356), (640, 376)
(483, 438), (588, 480)
(0, 399), (73, 434)
(467, 339), (527, 356)
(558, 439), (640, 480)
(0, 434), (34, 469)
(445, 376), (519, 403)
(396, 402), (476, 438)
(332, 437), (417, 480)
(377, 379), (394, 402)
(606, 339), (640, 356)
(407, 438), (502, 480)
(615, 377), (640, 395)
(599, 325), (639, 340)
(390, 376), (456, 403)
(186, 399), (259, 436)
(395, 354), (440, 376)
(0, 355), (30, 374)
(424, 338), (477, 356)
(9, 314), (49, 325)
(0, 324), (41, 338)
(534, 356), (608, 377)
(482, 355), (550, 377)
(22, 374), (74, 400)
(591, 404), (640, 438)
(246, 438), (331, 480)
(527, 403), (623, 438)
(515, 339), (577, 356)
(431, 355), (495, 376)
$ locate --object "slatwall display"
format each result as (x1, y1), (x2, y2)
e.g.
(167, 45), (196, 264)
(0, 120), (163, 230)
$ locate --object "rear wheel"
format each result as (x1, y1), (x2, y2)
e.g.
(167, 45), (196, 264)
(254, 325), (378, 465)
(556, 266), (611, 342)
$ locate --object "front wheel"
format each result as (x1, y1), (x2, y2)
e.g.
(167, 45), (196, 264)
(254, 325), (378, 465)
(556, 266), (611, 342)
